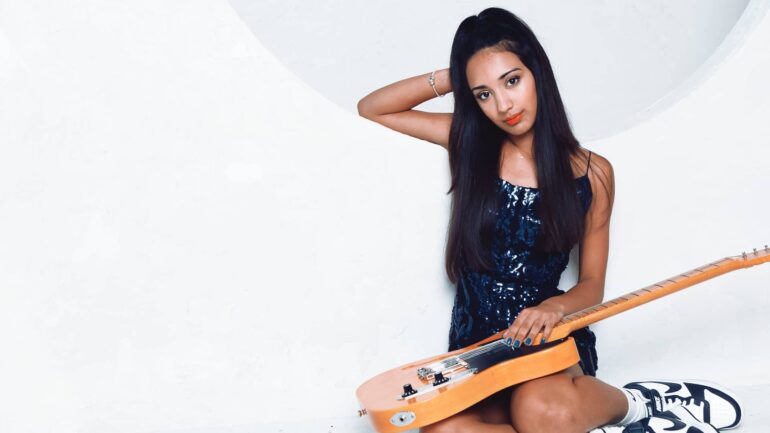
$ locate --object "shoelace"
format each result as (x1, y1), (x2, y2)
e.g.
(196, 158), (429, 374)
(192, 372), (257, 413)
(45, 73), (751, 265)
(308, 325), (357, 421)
(644, 390), (710, 421)
(664, 395), (697, 406)
(643, 390), (684, 415)
(671, 398), (711, 424)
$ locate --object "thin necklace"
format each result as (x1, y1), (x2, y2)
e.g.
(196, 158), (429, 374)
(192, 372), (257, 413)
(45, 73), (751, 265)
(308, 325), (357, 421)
(506, 139), (533, 160)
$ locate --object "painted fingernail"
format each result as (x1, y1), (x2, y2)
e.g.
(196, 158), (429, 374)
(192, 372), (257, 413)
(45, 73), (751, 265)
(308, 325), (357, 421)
(541, 338), (546, 344)
(505, 337), (512, 346)
(513, 339), (521, 348)
(524, 337), (532, 346)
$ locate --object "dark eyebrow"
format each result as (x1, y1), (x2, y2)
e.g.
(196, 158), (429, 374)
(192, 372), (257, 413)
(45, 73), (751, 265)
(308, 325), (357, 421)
(470, 67), (521, 92)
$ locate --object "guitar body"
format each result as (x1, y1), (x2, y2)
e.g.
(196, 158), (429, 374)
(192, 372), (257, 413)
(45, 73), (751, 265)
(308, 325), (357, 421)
(355, 334), (581, 433)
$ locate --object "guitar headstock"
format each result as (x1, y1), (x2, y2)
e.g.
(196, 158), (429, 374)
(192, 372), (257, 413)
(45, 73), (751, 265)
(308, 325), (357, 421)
(736, 245), (770, 266)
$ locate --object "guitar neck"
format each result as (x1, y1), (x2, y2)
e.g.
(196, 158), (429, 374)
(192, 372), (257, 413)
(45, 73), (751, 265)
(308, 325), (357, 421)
(551, 247), (770, 340)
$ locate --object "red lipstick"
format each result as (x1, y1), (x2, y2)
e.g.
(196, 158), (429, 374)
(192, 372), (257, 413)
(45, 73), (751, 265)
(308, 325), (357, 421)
(505, 112), (523, 125)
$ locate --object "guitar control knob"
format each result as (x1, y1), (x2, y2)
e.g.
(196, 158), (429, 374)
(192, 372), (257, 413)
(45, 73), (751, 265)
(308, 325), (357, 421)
(402, 383), (417, 398)
(432, 372), (449, 386)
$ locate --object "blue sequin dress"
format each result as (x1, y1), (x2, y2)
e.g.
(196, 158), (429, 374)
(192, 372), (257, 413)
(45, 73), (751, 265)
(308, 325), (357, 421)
(448, 152), (599, 377)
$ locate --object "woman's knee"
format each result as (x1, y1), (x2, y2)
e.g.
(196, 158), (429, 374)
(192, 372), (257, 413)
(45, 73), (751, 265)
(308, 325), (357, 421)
(510, 375), (580, 431)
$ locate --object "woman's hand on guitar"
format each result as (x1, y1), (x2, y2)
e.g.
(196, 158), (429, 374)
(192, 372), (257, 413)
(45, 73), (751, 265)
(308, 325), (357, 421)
(501, 302), (565, 348)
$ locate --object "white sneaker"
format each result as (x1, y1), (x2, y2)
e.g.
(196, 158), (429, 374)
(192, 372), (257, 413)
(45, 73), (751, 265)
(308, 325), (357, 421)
(623, 379), (743, 430)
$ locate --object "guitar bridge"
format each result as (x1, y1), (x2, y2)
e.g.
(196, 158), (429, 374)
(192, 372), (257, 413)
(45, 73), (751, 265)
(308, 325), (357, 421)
(416, 355), (467, 381)
(396, 356), (476, 401)
(397, 367), (477, 401)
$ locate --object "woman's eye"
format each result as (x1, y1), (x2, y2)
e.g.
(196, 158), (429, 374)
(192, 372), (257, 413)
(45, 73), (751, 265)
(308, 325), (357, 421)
(476, 77), (520, 101)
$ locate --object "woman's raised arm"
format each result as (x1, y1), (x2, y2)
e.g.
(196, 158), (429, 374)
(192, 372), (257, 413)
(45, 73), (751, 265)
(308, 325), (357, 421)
(357, 68), (453, 149)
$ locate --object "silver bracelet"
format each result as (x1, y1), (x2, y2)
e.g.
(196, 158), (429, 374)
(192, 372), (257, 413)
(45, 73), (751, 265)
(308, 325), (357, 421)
(428, 70), (444, 97)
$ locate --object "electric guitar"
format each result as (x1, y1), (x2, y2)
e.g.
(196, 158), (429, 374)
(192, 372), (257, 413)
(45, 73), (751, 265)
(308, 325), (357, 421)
(355, 246), (770, 433)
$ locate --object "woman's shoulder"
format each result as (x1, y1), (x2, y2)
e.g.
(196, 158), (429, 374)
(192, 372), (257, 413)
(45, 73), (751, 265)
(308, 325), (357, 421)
(572, 147), (613, 181)
(574, 147), (615, 208)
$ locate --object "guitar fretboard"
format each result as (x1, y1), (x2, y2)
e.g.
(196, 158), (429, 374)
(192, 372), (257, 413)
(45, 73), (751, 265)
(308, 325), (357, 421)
(548, 246), (769, 340)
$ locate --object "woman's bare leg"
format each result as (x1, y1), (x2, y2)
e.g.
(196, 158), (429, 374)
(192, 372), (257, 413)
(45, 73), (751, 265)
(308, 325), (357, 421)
(510, 363), (630, 433)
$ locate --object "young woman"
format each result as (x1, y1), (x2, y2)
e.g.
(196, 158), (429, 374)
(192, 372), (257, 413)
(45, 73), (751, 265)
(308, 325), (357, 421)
(357, 7), (742, 433)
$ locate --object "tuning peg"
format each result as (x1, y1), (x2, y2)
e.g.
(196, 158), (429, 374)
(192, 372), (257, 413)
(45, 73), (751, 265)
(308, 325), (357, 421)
(742, 251), (747, 260)
(754, 248), (758, 256)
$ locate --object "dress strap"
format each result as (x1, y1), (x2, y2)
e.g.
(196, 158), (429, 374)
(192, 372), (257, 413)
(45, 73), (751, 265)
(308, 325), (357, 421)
(585, 150), (592, 176)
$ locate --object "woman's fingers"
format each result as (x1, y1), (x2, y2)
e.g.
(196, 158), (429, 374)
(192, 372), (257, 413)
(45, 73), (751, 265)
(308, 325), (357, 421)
(501, 305), (564, 347)
(503, 310), (562, 347)
(502, 313), (557, 347)
(524, 317), (547, 346)
(540, 320), (555, 344)
(510, 313), (535, 348)
(502, 314), (527, 346)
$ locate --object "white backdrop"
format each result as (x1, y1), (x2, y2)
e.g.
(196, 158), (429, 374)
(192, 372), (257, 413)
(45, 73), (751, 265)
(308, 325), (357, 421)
(0, 1), (768, 433)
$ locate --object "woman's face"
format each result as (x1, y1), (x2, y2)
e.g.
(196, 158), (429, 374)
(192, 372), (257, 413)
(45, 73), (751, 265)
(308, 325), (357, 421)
(466, 48), (537, 139)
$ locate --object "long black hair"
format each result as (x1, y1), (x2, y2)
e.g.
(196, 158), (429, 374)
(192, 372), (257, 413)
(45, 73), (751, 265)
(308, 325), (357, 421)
(445, 7), (605, 284)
